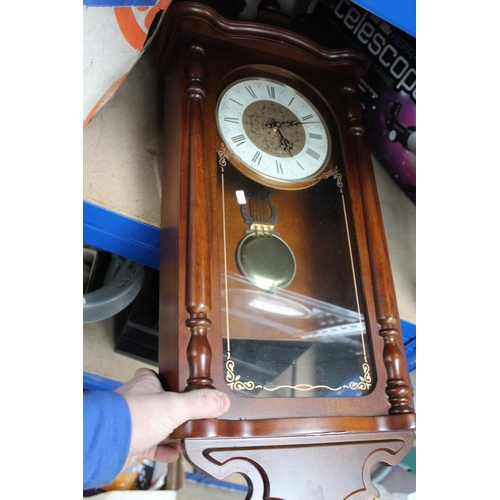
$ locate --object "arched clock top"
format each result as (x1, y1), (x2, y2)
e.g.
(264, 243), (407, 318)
(154, 1), (370, 79)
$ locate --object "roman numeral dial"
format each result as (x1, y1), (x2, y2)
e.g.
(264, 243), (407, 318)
(216, 76), (331, 189)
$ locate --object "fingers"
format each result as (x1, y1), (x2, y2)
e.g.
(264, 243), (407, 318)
(131, 368), (163, 390)
(134, 367), (157, 376)
(152, 444), (181, 463)
(161, 389), (231, 430)
(116, 368), (162, 398)
(122, 444), (180, 471)
(116, 369), (232, 462)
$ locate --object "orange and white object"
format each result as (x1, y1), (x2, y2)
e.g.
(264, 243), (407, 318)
(83, 1), (172, 128)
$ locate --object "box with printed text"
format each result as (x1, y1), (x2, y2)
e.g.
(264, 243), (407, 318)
(297, 0), (416, 202)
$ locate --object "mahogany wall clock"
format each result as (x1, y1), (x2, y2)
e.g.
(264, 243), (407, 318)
(154, 1), (415, 498)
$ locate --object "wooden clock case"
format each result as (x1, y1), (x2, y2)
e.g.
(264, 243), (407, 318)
(153, 1), (415, 498)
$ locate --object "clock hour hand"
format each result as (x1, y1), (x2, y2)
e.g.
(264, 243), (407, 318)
(278, 131), (294, 154)
(265, 119), (294, 154)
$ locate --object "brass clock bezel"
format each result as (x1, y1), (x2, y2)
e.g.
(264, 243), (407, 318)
(215, 65), (335, 190)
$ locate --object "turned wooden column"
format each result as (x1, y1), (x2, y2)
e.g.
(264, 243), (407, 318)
(184, 39), (214, 391)
(342, 82), (413, 415)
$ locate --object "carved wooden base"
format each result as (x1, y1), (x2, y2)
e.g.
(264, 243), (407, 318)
(183, 430), (414, 500)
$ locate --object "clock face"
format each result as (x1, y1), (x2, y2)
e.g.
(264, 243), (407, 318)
(216, 77), (331, 188)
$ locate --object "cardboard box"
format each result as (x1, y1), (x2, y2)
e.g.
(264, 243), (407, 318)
(298, 0), (416, 202)
(83, 0), (171, 127)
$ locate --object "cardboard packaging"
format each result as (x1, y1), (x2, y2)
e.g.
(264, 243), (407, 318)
(83, 0), (171, 127)
(296, 0), (416, 202)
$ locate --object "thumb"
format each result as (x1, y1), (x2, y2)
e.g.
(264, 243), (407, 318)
(162, 389), (231, 430)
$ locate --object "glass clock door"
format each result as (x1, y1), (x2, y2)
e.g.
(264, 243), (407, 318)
(217, 149), (375, 398)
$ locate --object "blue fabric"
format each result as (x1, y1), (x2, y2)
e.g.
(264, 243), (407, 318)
(83, 391), (131, 490)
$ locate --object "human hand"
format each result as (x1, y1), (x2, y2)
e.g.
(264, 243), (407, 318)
(115, 368), (230, 469)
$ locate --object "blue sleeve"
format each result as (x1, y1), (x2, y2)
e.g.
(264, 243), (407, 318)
(83, 391), (132, 490)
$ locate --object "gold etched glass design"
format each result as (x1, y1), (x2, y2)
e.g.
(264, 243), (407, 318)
(218, 139), (373, 398)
